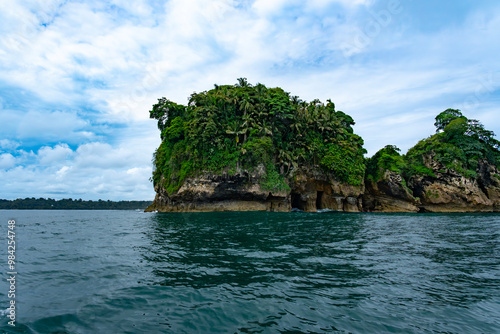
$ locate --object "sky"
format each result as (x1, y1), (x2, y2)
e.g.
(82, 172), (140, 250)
(0, 0), (499, 200)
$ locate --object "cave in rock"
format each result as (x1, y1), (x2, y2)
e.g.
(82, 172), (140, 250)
(316, 191), (324, 210)
(291, 193), (305, 210)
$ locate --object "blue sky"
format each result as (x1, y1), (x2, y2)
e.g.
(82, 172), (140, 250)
(1, 0), (499, 200)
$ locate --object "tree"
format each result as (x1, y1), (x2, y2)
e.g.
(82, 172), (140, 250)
(406, 109), (500, 179)
(236, 77), (250, 88)
(150, 79), (367, 194)
(443, 117), (468, 141)
(149, 98), (186, 134)
(434, 109), (463, 132)
(225, 121), (244, 146)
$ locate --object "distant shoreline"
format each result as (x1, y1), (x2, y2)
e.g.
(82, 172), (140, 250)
(0, 198), (152, 210)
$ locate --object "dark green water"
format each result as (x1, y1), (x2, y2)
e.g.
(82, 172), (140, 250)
(0, 210), (499, 333)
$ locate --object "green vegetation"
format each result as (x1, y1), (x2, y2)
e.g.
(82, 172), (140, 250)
(366, 109), (500, 183)
(0, 198), (152, 210)
(365, 145), (407, 182)
(151, 78), (500, 198)
(150, 78), (366, 194)
(406, 109), (500, 179)
(260, 163), (291, 193)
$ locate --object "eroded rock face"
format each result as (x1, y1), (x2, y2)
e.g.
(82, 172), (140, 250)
(146, 167), (290, 212)
(290, 167), (364, 212)
(147, 157), (500, 213)
(146, 165), (364, 213)
(362, 157), (500, 213)
(409, 159), (500, 212)
(363, 170), (420, 212)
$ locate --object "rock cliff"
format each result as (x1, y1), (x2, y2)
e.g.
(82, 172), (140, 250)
(362, 157), (500, 213)
(147, 158), (500, 213)
(147, 82), (500, 214)
(147, 79), (368, 214)
(363, 170), (420, 212)
(146, 166), (289, 212)
(289, 167), (363, 212)
(146, 165), (364, 213)
(408, 158), (500, 212)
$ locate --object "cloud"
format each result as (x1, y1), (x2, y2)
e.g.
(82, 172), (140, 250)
(109, 0), (155, 18)
(0, 107), (99, 148)
(0, 139), (20, 151)
(252, 0), (370, 16)
(0, 0), (499, 199)
(19, 110), (92, 140)
(0, 153), (16, 170)
(0, 116), (159, 200)
(0, 139), (157, 200)
(313, 0), (371, 6)
(38, 144), (73, 165)
(74, 142), (141, 169)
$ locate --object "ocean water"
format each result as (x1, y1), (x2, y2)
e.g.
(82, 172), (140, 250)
(0, 210), (499, 334)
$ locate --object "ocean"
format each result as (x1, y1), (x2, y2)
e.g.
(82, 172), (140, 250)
(0, 210), (499, 333)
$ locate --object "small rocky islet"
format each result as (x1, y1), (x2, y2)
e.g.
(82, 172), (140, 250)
(146, 79), (500, 213)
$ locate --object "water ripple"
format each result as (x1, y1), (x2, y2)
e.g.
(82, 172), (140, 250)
(0, 210), (499, 333)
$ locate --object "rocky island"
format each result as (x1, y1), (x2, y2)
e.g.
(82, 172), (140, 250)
(146, 79), (500, 213)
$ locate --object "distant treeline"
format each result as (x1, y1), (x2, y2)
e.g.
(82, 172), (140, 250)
(0, 198), (153, 210)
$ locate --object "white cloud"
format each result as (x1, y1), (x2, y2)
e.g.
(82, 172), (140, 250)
(0, 0), (500, 199)
(0, 139), (20, 151)
(38, 144), (73, 165)
(0, 153), (16, 170)
(74, 142), (135, 169)
(16, 110), (93, 143)
(0, 117), (159, 200)
(0, 139), (156, 200)
(110, 0), (154, 17)
(307, 0), (372, 10)
(252, 0), (370, 16)
(56, 165), (71, 178)
(252, 0), (289, 16)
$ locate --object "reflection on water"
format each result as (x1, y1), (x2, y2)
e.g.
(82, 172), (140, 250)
(0, 210), (499, 333)
(144, 212), (371, 289)
(139, 212), (500, 332)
